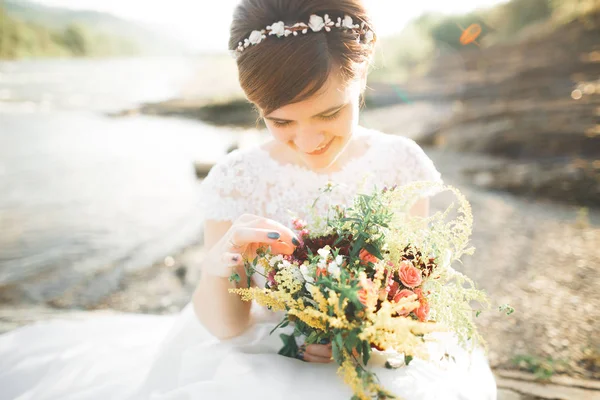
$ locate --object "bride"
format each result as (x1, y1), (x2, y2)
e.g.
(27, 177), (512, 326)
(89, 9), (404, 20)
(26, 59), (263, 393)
(0, 0), (497, 399)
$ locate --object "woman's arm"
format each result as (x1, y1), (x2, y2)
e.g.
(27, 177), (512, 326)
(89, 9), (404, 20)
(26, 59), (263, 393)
(192, 219), (253, 340)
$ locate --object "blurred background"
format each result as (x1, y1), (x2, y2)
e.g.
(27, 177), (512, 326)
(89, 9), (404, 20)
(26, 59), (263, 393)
(0, 0), (598, 398)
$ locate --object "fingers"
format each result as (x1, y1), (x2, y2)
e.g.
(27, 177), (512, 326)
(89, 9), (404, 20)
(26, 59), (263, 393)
(306, 343), (333, 358)
(231, 220), (300, 253)
(298, 344), (333, 364)
(268, 240), (296, 255)
(203, 252), (242, 278)
(221, 252), (243, 268)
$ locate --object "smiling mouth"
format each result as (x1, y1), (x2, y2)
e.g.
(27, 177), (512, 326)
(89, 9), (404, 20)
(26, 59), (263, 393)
(307, 138), (334, 156)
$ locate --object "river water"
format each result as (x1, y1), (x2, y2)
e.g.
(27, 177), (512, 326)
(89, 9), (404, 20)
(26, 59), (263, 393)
(0, 57), (243, 293)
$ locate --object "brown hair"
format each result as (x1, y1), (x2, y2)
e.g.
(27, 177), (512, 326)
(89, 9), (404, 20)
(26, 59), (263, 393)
(229, 0), (376, 117)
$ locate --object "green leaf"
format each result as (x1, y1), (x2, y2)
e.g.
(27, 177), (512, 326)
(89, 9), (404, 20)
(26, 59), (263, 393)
(405, 355), (413, 365)
(364, 242), (384, 260)
(277, 333), (299, 358)
(270, 321), (282, 335)
(362, 340), (371, 366)
(346, 332), (358, 351)
(332, 339), (342, 364)
(228, 272), (240, 283)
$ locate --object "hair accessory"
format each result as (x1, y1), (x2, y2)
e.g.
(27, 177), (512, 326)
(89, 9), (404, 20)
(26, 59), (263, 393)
(231, 14), (374, 59)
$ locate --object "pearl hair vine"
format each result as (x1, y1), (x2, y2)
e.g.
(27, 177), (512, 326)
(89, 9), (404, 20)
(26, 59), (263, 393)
(230, 14), (375, 59)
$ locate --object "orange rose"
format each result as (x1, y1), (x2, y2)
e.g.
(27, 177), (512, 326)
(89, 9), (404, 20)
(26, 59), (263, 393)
(359, 249), (379, 266)
(358, 277), (375, 306)
(398, 261), (422, 288)
(393, 289), (415, 316)
(413, 288), (430, 322)
(415, 301), (430, 322)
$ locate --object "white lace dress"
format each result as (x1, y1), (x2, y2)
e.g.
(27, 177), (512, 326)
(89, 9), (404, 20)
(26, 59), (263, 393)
(0, 128), (497, 400)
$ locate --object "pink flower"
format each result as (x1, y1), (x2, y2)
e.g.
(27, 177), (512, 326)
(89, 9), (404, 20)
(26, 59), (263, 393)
(398, 261), (422, 288)
(393, 289), (415, 316)
(299, 228), (310, 238)
(387, 280), (400, 300)
(413, 288), (430, 322)
(359, 249), (379, 266)
(292, 218), (307, 231)
(267, 269), (277, 287)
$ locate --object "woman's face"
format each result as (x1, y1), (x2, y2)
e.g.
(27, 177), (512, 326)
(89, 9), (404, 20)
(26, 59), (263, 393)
(262, 71), (364, 172)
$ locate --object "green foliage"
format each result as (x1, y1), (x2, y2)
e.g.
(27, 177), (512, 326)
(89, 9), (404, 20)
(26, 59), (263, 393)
(0, 4), (139, 59)
(482, 0), (552, 40)
(371, 0), (597, 81)
(512, 354), (568, 380)
(428, 13), (491, 50)
(60, 24), (87, 56)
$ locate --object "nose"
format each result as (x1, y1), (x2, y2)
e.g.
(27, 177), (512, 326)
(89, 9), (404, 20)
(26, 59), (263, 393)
(294, 131), (326, 153)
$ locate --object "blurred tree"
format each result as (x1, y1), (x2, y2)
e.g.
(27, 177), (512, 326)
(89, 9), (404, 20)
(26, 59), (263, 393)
(0, 3), (139, 59)
(59, 24), (87, 56)
(485, 0), (553, 38)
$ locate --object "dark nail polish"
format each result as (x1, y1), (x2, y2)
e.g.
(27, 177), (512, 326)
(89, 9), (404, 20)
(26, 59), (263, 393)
(319, 338), (330, 345)
(267, 232), (281, 239)
(296, 350), (305, 361)
(232, 255), (239, 262)
(292, 237), (300, 246)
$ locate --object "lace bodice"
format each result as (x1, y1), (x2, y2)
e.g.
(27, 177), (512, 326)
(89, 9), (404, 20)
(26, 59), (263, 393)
(198, 127), (442, 289)
(199, 127), (441, 230)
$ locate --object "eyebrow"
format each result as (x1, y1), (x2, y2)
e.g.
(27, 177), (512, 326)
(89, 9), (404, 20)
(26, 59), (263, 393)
(264, 103), (346, 122)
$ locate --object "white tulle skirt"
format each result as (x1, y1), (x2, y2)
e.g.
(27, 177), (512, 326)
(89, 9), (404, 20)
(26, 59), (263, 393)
(0, 303), (497, 400)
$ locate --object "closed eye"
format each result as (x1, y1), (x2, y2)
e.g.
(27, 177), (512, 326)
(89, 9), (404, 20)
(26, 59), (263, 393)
(272, 120), (292, 128)
(268, 104), (345, 128)
(320, 109), (342, 121)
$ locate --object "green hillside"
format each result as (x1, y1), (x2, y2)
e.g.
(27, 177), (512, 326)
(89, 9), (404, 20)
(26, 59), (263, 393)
(0, 0), (186, 59)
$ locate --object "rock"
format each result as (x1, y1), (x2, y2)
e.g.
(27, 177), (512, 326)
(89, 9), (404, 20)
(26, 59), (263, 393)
(464, 159), (600, 207)
(226, 142), (239, 154)
(496, 377), (600, 400)
(174, 265), (187, 283)
(194, 162), (215, 178)
(497, 389), (524, 400)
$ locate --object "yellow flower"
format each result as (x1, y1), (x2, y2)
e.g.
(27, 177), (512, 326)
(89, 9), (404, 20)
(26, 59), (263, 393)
(228, 288), (287, 311)
(339, 359), (369, 400)
(288, 308), (327, 331)
(308, 285), (329, 314)
(275, 268), (302, 294)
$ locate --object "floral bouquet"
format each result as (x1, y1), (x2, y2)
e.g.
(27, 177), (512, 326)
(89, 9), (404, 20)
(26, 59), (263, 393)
(229, 181), (493, 400)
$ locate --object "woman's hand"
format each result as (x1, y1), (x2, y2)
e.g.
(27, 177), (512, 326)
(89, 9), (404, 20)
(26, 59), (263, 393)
(298, 343), (333, 363)
(201, 213), (301, 278)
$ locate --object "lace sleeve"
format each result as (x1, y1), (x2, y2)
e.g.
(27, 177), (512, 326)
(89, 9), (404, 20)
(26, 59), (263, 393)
(198, 152), (257, 222)
(392, 137), (443, 197)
